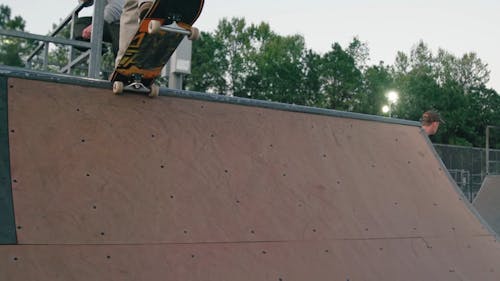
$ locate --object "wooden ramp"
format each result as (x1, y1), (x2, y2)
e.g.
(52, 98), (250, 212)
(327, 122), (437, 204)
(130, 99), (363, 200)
(473, 175), (500, 235)
(1, 68), (499, 280)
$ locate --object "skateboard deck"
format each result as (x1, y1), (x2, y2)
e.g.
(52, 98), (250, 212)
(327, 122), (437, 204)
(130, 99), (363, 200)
(110, 0), (204, 96)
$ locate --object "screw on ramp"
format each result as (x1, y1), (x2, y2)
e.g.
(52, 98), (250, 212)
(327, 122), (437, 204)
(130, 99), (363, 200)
(0, 69), (499, 280)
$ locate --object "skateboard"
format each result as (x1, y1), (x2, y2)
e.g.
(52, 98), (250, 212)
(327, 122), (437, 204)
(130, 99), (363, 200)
(110, 0), (204, 96)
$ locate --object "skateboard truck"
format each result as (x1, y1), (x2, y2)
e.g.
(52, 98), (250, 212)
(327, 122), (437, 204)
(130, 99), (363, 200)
(112, 74), (160, 97)
(111, 20), (196, 98)
(148, 21), (200, 40)
(110, 0), (204, 97)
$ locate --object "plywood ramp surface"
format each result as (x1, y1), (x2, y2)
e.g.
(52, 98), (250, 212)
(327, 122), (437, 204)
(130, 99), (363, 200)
(473, 175), (500, 235)
(1, 77), (499, 280)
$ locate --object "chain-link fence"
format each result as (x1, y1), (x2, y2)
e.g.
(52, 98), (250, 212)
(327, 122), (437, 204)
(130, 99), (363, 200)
(433, 144), (500, 201)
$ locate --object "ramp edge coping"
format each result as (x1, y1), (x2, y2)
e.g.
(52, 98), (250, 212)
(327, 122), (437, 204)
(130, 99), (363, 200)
(0, 65), (420, 127)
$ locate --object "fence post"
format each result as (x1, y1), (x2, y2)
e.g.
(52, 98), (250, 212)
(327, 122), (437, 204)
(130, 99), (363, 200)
(486, 126), (490, 175)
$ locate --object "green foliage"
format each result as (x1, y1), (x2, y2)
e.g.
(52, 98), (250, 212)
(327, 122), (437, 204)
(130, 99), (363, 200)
(346, 36), (369, 72)
(0, 5), (34, 67)
(301, 50), (323, 106)
(319, 43), (363, 110)
(391, 41), (497, 147)
(246, 33), (309, 104)
(187, 18), (315, 105)
(187, 17), (500, 148)
(215, 17), (253, 96)
(355, 62), (393, 115)
(0, 5), (25, 31)
(187, 30), (228, 93)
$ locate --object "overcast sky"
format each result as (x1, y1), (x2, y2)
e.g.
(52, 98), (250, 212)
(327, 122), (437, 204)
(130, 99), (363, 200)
(2, 0), (500, 92)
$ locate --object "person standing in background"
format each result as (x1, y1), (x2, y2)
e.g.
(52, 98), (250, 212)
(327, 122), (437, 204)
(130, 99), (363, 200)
(75, 0), (125, 57)
(421, 110), (443, 136)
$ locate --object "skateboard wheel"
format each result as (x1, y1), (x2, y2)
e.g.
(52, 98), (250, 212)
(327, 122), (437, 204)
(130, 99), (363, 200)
(188, 27), (200, 41)
(149, 84), (160, 97)
(113, 81), (124, 95)
(148, 20), (162, 34)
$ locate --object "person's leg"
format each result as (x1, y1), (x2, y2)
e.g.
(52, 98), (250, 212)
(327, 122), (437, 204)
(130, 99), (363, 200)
(138, 0), (153, 18)
(102, 21), (113, 44)
(107, 22), (120, 57)
(115, 0), (139, 68)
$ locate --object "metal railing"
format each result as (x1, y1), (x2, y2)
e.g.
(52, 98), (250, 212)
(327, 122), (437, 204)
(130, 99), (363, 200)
(434, 143), (500, 201)
(0, 1), (105, 78)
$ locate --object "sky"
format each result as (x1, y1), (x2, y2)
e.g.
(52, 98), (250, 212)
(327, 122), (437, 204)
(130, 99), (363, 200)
(2, 0), (500, 92)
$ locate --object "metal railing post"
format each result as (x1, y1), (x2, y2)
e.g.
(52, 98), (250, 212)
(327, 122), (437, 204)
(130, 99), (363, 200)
(43, 42), (49, 71)
(88, 0), (105, 78)
(27, 2), (88, 65)
(68, 11), (78, 75)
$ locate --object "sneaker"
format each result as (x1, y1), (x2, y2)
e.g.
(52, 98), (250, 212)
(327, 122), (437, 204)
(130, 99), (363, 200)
(139, 2), (153, 19)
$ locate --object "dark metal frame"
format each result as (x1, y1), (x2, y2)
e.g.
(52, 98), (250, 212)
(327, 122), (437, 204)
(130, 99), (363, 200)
(0, 76), (17, 244)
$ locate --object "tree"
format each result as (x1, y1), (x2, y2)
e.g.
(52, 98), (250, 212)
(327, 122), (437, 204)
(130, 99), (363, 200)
(187, 18), (255, 95)
(215, 17), (254, 96)
(355, 62), (393, 115)
(434, 49), (490, 93)
(346, 36), (370, 73)
(391, 40), (499, 146)
(301, 50), (323, 107)
(0, 5), (34, 67)
(186, 31), (227, 93)
(319, 42), (363, 111)
(188, 17), (313, 105)
(246, 33), (309, 104)
(456, 53), (490, 93)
